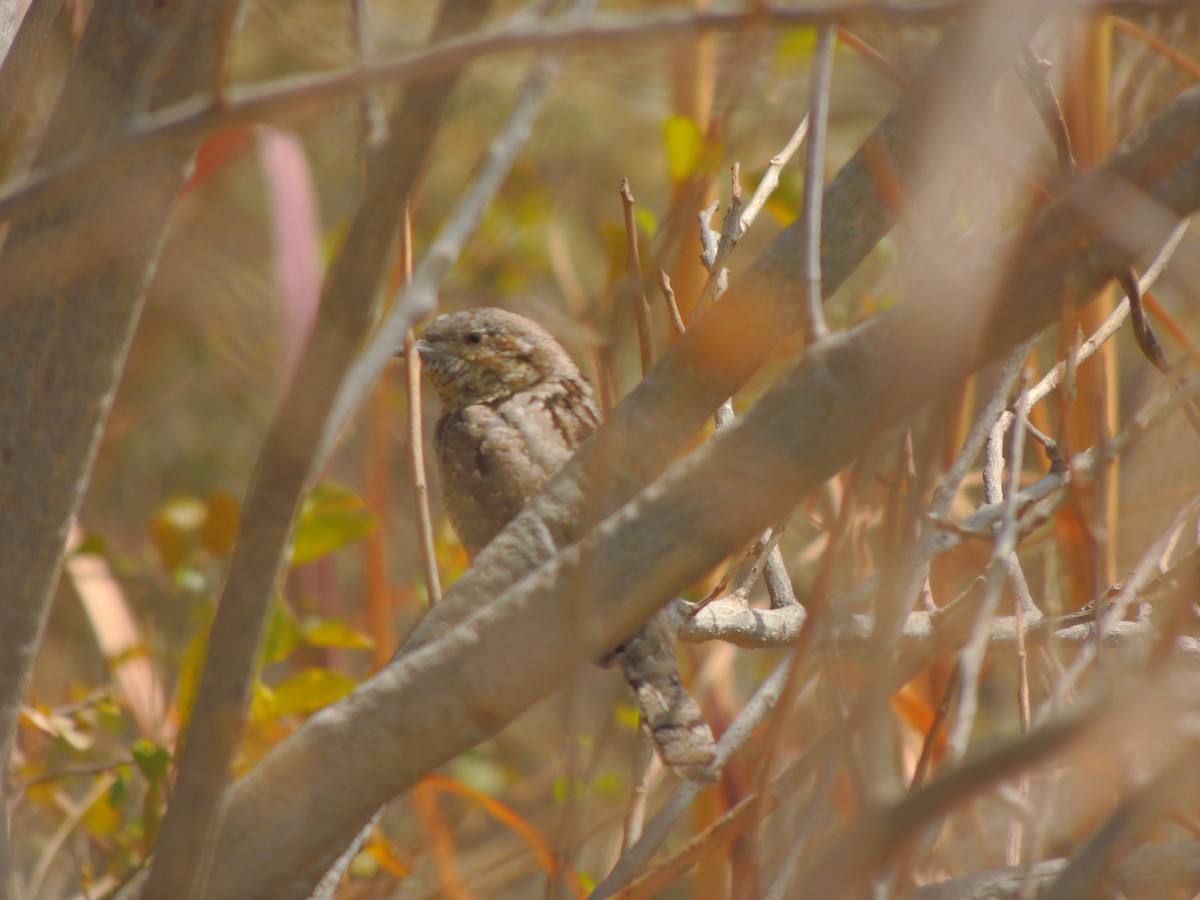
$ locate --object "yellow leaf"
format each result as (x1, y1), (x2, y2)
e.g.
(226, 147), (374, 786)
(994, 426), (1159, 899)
(292, 483), (376, 566)
(249, 681), (276, 722)
(662, 115), (703, 182)
(270, 668), (357, 718)
(301, 617), (374, 651)
(82, 781), (123, 837)
(364, 831), (411, 878)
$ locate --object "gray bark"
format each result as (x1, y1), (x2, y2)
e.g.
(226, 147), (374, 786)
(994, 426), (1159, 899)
(0, 2), (220, 895)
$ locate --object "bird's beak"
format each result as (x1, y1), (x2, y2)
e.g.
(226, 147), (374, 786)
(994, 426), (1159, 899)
(396, 338), (434, 360)
(413, 339), (444, 361)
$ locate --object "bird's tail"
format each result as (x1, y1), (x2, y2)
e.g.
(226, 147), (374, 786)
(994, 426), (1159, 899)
(616, 609), (719, 783)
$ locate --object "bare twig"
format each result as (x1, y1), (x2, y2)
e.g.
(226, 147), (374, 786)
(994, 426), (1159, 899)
(657, 270), (686, 336)
(1122, 269), (1168, 372)
(594, 658), (795, 898)
(1018, 45), (1077, 175)
(621, 178), (654, 376)
(620, 732), (657, 854)
(1041, 484), (1200, 717)
(763, 760), (840, 899)
(910, 665), (960, 792)
(1023, 220), (1189, 411)
(398, 207), (441, 609)
(697, 198), (722, 274)
(803, 678), (1191, 892)
(404, 370), (441, 607)
(802, 24), (836, 343)
(738, 114), (809, 233)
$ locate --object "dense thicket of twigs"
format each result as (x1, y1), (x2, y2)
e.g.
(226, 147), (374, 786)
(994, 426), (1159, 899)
(2, 2), (1200, 899)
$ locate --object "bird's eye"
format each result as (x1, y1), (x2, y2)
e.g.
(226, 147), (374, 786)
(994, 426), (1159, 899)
(466, 332), (484, 345)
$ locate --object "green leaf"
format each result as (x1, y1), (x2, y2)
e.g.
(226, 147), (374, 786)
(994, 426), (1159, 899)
(300, 617), (374, 651)
(262, 597), (300, 666)
(108, 775), (128, 809)
(292, 483), (376, 566)
(271, 668), (357, 718)
(662, 115), (703, 182)
(131, 741), (172, 788)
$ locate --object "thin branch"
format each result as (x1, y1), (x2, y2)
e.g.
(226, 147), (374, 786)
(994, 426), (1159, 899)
(804, 678), (1191, 892)
(946, 370), (1032, 763)
(738, 113), (809, 233)
(621, 178), (654, 376)
(802, 24), (836, 343)
(1018, 45), (1077, 175)
(405, 335), (441, 607)
(397, 206), (441, 608)
(657, 270), (686, 336)
(594, 659), (795, 898)
(694, 133), (803, 319)
(620, 732), (657, 854)
(1019, 221), (1189, 410)
(1112, 14), (1200, 80)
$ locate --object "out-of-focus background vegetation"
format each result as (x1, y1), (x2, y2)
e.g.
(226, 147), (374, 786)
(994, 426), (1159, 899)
(8, 1), (1200, 897)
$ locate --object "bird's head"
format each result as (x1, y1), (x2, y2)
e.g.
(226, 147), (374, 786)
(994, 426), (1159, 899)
(413, 308), (579, 410)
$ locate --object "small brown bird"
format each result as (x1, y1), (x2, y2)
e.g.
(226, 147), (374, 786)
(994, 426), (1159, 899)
(417, 307), (717, 782)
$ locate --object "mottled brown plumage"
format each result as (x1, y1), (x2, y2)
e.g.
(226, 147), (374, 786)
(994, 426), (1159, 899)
(417, 308), (601, 556)
(418, 307), (717, 782)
